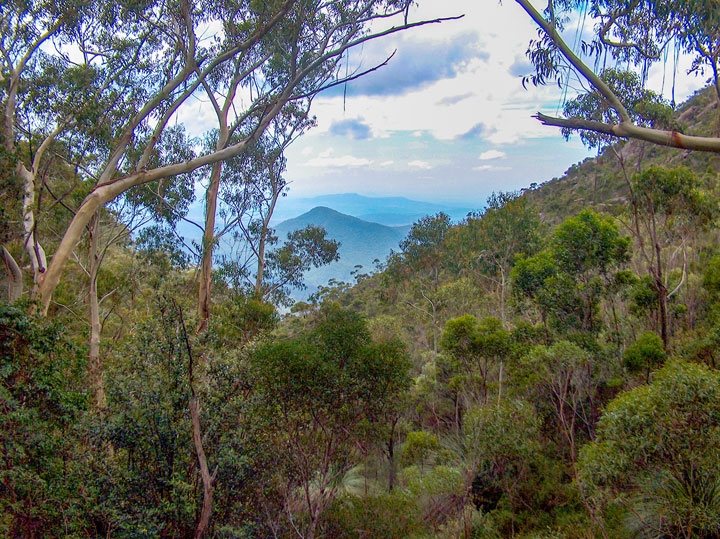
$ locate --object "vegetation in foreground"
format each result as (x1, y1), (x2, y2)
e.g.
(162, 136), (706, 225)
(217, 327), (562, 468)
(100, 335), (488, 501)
(4, 0), (720, 536)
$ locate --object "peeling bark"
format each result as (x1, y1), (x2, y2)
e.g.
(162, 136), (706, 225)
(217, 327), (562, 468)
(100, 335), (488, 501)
(19, 164), (47, 291)
(87, 213), (106, 409)
(190, 395), (214, 538)
(1, 247), (22, 301)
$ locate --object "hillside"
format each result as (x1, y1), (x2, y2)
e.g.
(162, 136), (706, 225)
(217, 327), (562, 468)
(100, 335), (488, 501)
(274, 206), (410, 297)
(524, 85), (720, 224)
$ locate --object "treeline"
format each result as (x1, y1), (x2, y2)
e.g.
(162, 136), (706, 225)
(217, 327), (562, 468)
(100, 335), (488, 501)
(4, 163), (720, 536)
(297, 161), (720, 537)
(4, 156), (720, 536)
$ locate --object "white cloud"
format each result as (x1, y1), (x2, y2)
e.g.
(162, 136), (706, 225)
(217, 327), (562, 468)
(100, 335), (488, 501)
(379, 160), (395, 167)
(478, 149), (507, 160)
(301, 146), (314, 156)
(303, 0), (565, 144)
(305, 149), (373, 168)
(408, 160), (433, 170)
(473, 165), (511, 171)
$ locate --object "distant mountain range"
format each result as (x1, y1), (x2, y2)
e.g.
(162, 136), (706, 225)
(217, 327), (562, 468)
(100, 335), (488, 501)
(274, 206), (410, 299)
(271, 193), (474, 225)
(176, 193), (476, 300)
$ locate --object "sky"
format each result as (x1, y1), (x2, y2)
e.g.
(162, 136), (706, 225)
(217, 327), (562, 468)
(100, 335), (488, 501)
(274, 0), (701, 209)
(175, 0), (703, 212)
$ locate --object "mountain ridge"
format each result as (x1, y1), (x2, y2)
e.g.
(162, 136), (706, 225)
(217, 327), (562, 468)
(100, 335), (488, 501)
(274, 206), (411, 299)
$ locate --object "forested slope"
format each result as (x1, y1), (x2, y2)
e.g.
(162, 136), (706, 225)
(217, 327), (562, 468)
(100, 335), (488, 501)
(3, 0), (720, 534)
(525, 85), (720, 223)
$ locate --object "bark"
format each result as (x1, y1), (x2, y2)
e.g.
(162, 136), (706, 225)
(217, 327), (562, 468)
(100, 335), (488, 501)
(654, 273), (669, 348)
(1, 247), (22, 301)
(533, 112), (720, 153)
(190, 395), (214, 539)
(516, 0), (720, 154)
(87, 213), (106, 409)
(39, 98), (287, 314)
(36, 13), (453, 315)
(197, 157), (225, 332)
(19, 164), (47, 291)
(254, 165), (282, 296)
(499, 266), (507, 327)
(178, 300), (215, 539)
(387, 417), (398, 491)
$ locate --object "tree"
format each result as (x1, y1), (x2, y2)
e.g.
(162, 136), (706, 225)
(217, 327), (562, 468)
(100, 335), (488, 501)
(393, 213), (452, 353)
(512, 209), (630, 336)
(246, 305), (410, 538)
(0, 0), (455, 314)
(198, 102), (314, 329)
(516, 0), (720, 153)
(0, 303), (87, 536)
(628, 165), (716, 345)
(578, 360), (720, 538)
(261, 224), (340, 305)
(439, 315), (511, 433)
(520, 341), (594, 461)
(445, 192), (543, 325)
(623, 330), (666, 382)
(462, 401), (542, 517)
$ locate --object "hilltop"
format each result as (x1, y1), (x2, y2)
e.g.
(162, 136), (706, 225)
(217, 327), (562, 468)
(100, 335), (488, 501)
(271, 193), (473, 225)
(274, 206), (411, 297)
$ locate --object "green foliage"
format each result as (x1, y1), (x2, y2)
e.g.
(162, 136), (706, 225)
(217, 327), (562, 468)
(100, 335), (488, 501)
(441, 315), (511, 362)
(551, 209), (630, 276)
(464, 400), (543, 513)
(632, 165), (717, 230)
(322, 493), (422, 538)
(441, 314), (483, 361)
(401, 430), (440, 469)
(447, 192), (543, 277)
(247, 304), (411, 534)
(562, 69), (675, 150)
(702, 255), (720, 297)
(513, 209), (630, 334)
(265, 224), (340, 302)
(623, 331), (666, 376)
(579, 360), (720, 537)
(0, 302), (88, 536)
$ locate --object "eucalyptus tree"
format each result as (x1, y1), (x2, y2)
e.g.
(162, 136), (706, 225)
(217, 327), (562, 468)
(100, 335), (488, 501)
(628, 165), (716, 345)
(579, 360), (720, 538)
(446, 192), (543, 325)
(512, 209), (631, 336)
(391, 212), (452, 353)
(0, 0), (456, 314)
(247, 305), (410, 538)
(515, 0), (720, 152)
(209, 105), (314, 321)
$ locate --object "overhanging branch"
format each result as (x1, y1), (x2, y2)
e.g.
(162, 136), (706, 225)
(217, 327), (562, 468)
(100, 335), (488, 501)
(534, 112), (720, 153)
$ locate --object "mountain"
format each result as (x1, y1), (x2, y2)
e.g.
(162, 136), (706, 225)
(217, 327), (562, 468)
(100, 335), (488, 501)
(271, 193), (473, 225)
(274, 206), (410, 299)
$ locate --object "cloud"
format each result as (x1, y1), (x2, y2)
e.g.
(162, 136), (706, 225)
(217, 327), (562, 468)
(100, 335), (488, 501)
(379, 160), (394, 167)
(437, 93), (474, 106)
(305, 150), (373, 168)
(323, 32), (486, 98)
(329, 118), (373, 139)
(509, 56), (534, 77)
(408, 160), (433, 170)
(478, 149), (507, 160)
(474, 164), (511, 171)
(457, 122), (492, 140)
